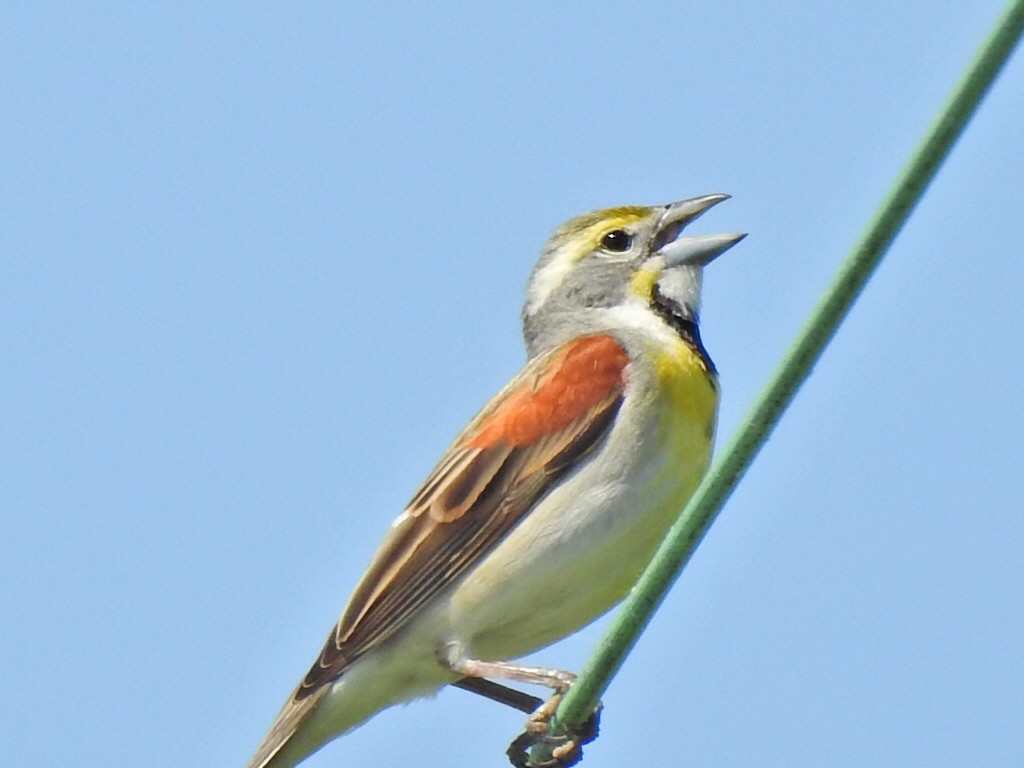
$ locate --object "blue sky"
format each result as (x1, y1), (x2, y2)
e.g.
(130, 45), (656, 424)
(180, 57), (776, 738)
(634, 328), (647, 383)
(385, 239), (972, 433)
(3, 2), (1023, 767)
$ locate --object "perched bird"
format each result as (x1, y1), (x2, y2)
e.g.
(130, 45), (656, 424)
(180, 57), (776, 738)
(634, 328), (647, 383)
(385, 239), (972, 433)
(247, 194), (745, 768)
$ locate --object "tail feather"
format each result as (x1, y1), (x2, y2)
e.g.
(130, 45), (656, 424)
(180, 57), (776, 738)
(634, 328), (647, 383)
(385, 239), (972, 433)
(246, 636), (453, 767)
(246, 685), (328, 768)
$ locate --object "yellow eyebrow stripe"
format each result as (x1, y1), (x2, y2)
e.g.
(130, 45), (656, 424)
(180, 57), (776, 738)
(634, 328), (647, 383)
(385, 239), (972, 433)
(555, 207), (651, 264)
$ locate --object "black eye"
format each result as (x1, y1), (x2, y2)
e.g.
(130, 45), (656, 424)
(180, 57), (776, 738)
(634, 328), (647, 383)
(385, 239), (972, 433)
(601, 229), (633, 252)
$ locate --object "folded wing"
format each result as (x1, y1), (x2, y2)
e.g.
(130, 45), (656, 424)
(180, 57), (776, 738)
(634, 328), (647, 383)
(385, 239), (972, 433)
(248, 334), (629, 768)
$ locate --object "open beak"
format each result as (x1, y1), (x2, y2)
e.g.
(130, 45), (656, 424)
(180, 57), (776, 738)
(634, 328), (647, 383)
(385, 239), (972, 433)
(653, 194), (747, 267)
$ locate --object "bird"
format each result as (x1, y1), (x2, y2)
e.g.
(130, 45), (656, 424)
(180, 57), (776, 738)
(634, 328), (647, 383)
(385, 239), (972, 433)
(246, 194), (745, 768)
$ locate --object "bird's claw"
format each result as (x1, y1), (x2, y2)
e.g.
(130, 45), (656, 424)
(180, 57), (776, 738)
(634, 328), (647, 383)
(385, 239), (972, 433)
(505, 696), (602, 768)
(523, 693), (562, 735)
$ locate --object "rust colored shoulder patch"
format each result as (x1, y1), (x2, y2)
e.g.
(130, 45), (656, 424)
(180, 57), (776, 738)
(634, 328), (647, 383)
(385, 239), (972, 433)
(469, 334), (628, 448)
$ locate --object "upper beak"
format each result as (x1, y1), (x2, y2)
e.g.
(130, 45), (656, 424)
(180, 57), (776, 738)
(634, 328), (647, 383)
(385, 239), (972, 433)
(653, 194), (747, 267)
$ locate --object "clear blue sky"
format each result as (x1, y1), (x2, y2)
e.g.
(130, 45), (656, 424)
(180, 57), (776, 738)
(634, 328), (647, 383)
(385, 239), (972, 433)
(3, 3), (1022, 766)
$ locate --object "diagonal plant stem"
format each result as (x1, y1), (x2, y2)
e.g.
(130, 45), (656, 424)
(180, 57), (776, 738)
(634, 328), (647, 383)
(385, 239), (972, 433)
(529, 0), (1024, 763)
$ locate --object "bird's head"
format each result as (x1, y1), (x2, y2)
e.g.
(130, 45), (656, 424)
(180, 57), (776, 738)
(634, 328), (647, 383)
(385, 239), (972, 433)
(522, 194), (745, 353)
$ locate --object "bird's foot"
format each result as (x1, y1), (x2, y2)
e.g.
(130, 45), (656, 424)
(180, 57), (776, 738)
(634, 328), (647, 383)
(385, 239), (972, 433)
(505, 694), (602, 768)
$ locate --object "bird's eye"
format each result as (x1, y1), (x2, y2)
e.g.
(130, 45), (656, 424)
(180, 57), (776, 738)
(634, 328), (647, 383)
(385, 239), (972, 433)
(600, 229), (633, 253)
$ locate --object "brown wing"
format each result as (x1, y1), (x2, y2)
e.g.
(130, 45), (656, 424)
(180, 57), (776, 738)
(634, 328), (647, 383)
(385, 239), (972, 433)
(298, 333), (629, 695)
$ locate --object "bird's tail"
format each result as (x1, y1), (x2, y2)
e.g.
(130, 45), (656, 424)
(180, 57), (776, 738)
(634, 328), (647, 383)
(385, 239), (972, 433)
(245, 684), (329, 768)
(246, 639), (454, 768)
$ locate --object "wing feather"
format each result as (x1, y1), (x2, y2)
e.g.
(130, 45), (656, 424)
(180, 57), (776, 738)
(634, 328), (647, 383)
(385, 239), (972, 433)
(295, 333), (629, 697)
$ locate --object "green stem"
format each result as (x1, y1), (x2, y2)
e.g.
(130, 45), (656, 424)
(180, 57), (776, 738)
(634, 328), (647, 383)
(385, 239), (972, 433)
(530, 0), (1024, 762)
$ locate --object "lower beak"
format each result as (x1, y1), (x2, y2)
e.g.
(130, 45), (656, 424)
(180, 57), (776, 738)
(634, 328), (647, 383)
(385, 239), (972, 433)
(653, 194), (747, 267)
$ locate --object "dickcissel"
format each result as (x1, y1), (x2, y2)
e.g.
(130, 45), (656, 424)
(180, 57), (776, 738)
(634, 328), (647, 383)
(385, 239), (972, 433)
(247, 194), (745, 768)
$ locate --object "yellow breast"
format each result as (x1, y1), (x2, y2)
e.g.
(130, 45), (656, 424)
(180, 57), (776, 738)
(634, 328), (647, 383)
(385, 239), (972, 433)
(653, 336), (718, 429)
(649, 337), (719, 495)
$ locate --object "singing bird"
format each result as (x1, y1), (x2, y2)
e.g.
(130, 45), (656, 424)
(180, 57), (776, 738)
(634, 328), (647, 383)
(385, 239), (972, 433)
(247, 194), (745, 768)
